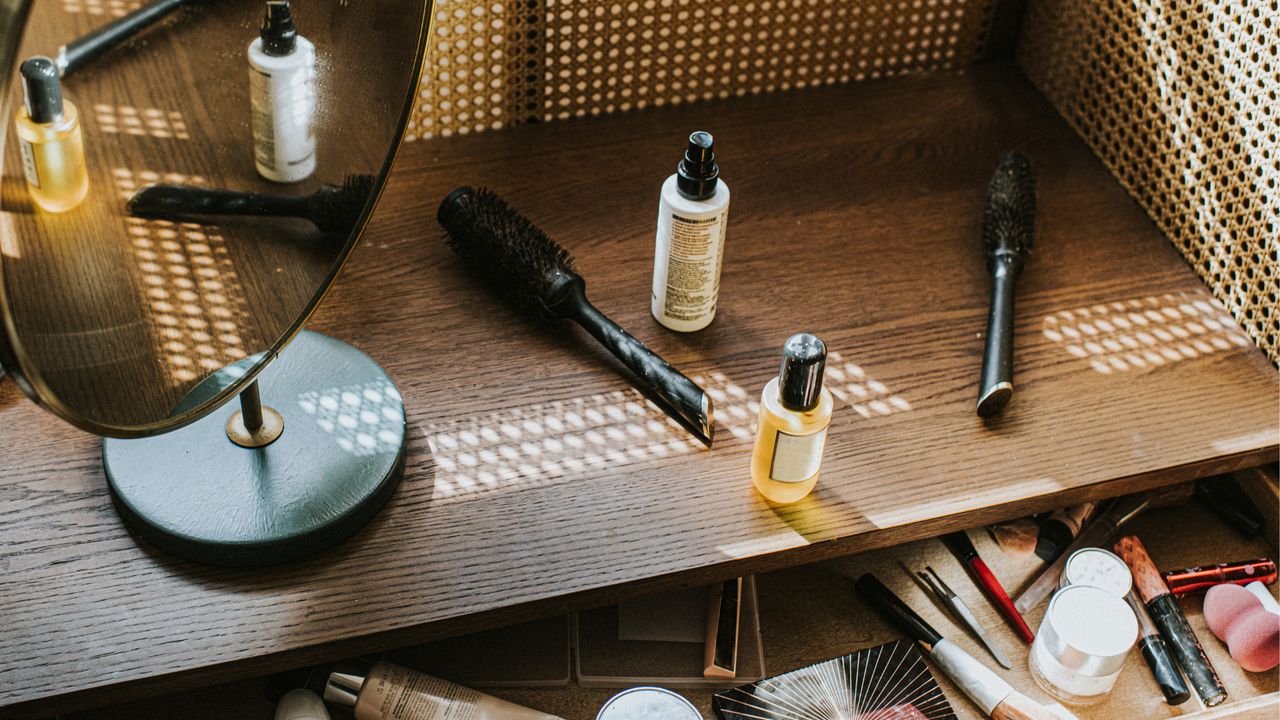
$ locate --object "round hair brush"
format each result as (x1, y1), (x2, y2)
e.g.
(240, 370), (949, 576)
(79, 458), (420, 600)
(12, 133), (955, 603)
(127, 174), (374, 235)
(976, 152), (1036, 418)
(438, 186), (714, 445)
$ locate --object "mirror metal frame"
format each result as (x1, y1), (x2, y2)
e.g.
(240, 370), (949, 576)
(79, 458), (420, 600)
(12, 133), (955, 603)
(0, 0), (431, 438)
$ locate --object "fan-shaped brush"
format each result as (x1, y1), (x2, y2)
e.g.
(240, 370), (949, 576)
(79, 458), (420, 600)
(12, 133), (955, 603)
(715, 639), (956, 720)
(127, 174), (374, 235)
(438, 186), (714, 445)
(976, 152), (1036, 418)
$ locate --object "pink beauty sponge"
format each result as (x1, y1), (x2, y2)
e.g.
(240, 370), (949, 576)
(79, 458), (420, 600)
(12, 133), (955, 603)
(1204, 583), (1280, 672)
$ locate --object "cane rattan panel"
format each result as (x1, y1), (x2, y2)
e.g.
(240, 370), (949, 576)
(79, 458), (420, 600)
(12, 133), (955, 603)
(407, 0), (1000, 140)
(1018, 0), (1279, 365)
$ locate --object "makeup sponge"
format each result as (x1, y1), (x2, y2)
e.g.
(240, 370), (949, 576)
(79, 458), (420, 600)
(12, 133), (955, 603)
(1204, 583), (1280, 672)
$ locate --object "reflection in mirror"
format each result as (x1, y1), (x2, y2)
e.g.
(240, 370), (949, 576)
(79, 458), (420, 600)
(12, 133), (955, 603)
(1, 0), (424, 434)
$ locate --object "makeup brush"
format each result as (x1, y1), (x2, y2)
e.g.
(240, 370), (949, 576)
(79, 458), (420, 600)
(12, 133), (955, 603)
(976, 151), (1035, 418)
(57, 0), (199, 77)
(856, 573), (1067, 720)
(127, 175), (374, 235)
(437, 186), (714, 445)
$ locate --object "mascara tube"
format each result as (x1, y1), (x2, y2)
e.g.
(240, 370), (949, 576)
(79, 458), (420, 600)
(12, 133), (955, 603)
(1125, 590), (1190, 705)
(1115, 536), (1226, 707)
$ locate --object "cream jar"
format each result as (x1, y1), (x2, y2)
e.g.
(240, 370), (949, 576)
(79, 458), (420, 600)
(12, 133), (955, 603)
(1030, 584), (1138, 704)
(596, 687), (702, 720)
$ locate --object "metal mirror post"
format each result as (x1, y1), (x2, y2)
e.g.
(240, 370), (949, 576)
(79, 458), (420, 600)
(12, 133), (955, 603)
(0, 0), (431, 565)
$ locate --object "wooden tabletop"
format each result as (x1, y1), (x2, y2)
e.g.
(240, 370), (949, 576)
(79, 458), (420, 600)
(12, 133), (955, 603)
(1, 63), (1276, 715)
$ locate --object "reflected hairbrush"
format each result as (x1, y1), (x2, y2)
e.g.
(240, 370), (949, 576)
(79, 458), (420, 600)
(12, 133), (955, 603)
(437, 186), (714, 445)
(57, 0), (200, 77)
(127, 174), (374, 235)
(976, 151), (1035, 418)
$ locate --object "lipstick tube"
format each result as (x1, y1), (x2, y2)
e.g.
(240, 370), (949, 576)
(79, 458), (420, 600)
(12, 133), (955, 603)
(1125, 590), (1191, 705)
(1163, 559), (1277, 597)
(1115, 535), (1227, 707)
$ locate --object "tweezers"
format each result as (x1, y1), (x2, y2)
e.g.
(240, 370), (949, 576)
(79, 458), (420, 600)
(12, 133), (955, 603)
(918, 565), (1013, 669)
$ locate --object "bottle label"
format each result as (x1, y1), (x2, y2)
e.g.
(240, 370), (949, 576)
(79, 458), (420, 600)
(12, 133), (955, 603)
(249, 43), (317, 183)
(769, 428), (827, 482)
(660, 210), (727, 322)
(18, 138), (39, 188)
(249, 66), (277, 171)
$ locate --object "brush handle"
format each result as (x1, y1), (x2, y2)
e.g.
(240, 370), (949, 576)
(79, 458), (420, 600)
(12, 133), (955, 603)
(977, 256), (1016, 417)
(128, 184), (311, 223)
(991, 692), (1070, 720)
(855, 573), (944, 648)
(557, 282), (713, 444)
(59, 0), (193, 76)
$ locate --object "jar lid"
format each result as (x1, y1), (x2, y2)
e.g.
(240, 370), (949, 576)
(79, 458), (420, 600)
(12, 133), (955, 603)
(596, 687), (702, 720)
(1060, 547), (1133, 597)
(1041, 585), (1138, 676)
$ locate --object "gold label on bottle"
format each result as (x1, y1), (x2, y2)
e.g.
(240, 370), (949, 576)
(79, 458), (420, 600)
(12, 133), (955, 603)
(769, 428), (827, 482)
(18, 138), (40, 188)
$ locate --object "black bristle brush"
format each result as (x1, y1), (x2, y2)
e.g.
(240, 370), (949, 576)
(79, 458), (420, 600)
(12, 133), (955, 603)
(438, 186), (715, 445)
(976, 152), (1035, 418)
(127, 174), (375, 235)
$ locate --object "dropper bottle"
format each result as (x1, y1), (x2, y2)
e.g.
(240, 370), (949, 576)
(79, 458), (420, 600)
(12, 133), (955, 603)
(751, 333), (834, 504)
(14, 56), (89, 212)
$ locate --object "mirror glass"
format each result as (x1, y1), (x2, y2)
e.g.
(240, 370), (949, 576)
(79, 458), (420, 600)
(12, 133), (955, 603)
(0, 0), (426, 434)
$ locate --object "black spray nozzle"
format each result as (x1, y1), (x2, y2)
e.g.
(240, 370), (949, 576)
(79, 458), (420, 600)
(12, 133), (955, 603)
(676, 130), (719, 200)
(20, 56), (64, 124)
(260, 1), (298, 56)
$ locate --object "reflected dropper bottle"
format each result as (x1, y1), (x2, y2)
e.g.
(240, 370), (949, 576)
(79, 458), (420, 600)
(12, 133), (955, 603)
(14, 56), (89, 212)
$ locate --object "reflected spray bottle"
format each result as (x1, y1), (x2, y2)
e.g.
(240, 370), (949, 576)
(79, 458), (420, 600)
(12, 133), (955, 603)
(751, 333), (833, 504)
(248, 0), (316, 183)
(14, 56), (88, 212)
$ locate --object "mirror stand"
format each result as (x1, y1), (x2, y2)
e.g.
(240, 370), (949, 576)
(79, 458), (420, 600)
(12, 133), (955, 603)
(102, 331), (407, 566)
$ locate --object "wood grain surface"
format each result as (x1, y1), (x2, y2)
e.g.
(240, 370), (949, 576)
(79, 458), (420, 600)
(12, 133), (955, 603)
(0, 0), (420, 431)
(63, 500), (1280, 720)
(0, 64), (1276, 715)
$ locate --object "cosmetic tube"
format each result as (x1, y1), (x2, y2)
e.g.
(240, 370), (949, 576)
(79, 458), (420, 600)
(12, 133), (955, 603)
(1115, 535), (1227, 707)
(1015, 493), (1149, 614)
(1163, 558), (1277, 597)
(325, 660), (562, 720)
(1126, 590), (1192, 705)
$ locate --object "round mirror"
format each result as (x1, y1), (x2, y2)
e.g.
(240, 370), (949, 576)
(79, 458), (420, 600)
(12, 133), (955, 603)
(0, 0), (428, 436)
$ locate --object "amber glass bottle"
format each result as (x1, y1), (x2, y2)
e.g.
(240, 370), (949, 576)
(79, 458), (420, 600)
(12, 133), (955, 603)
(14, 56), (88, 213)
(751, 333), (833, 504)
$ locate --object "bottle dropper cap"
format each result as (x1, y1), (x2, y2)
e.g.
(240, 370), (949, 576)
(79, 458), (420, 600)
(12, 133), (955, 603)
(779, 333), (826, 412)
(260, 1), (299, 56)
(676, 131), (719, 200)
(20, 56), (63, 124)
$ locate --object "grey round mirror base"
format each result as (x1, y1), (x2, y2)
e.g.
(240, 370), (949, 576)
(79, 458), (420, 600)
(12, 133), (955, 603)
(103, 331), (406, 567)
